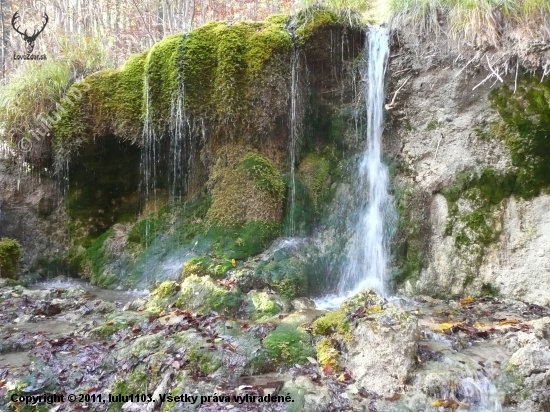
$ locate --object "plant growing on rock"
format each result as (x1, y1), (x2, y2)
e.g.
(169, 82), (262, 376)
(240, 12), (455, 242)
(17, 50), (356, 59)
(0, 238), (22, 280)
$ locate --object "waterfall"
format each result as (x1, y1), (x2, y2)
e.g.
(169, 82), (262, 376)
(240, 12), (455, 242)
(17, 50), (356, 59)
(316, 26), (394, 309)
(339, 26), (393, 297)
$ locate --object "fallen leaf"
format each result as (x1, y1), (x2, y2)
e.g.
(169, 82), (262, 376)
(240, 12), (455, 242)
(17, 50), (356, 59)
(460, 296), (474, 306)
(498, 319), (519, 326)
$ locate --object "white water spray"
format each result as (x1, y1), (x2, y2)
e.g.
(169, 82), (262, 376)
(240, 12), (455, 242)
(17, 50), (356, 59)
(316, 26), (393, 309)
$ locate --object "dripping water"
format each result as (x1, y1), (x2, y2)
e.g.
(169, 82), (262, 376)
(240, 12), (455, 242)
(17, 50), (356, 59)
(287, 45), (300, 237)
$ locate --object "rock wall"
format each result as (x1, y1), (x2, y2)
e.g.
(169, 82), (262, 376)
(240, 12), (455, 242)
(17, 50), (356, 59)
(389, 35), (550, 305)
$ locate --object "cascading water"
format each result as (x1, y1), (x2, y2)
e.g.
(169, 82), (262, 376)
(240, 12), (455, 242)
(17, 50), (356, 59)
(339, 26), (393, 297)
(316, 26), (394, 308)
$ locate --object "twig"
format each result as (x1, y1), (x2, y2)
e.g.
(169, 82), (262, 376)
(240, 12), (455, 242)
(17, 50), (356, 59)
(486, 54), (503, 83)
(454, 55), (477, 78)
(386, 75), (412, 110)
(130, 0), (157, 45)
(472, 73), (493, 91)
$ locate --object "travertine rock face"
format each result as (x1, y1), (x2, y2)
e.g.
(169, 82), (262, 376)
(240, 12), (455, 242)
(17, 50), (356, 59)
(389, 44), (550, 306)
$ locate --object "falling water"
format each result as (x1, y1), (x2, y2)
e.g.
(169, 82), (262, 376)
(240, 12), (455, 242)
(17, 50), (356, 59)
(316, 26), (393, 309)
(287, 46), (300, 237)
(338, 26), (393, 298)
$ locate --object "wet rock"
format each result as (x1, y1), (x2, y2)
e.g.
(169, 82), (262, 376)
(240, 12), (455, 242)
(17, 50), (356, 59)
(242, 290), (290, 320)
(291, 297), (316, 311)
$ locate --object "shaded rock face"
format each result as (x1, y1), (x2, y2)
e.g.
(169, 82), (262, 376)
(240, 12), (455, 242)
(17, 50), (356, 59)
(389, 34), (550, 305)
(0, 156), (68, 276)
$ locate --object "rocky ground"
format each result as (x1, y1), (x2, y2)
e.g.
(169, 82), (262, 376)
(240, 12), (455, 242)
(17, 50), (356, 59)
(0, 277), (549, 412)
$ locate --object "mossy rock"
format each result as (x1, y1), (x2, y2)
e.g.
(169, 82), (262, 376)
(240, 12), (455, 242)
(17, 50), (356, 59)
(0, 238), (22, 280)
(316, 337), (340, 371)
(182, 256), (234, 280)
(254, 252), (308, 299)
(147, 275), (241, 315)
(297, 153), (332, 211)
(206, 146), (285, 227)
(311, 309), (350, 336)
(262, 323), (314, 365)
(243, 290), (290, 320)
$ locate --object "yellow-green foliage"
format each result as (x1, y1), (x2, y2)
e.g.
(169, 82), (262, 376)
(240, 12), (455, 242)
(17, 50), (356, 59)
(311, 309), (350, 336)
(53, 51), (147, 151)
(298, 153), (331, 210)
(145, 34), (185, 127)
(181, 19), (292, 126)
(263, 324), (315, 365)
(181, 256), (233, 279)
(0, 238), (22, 280)
(316, 337), (340, 371)
(206, 146), (285, 226)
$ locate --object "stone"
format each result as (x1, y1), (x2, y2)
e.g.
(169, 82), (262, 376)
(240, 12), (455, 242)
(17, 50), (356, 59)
(342, 303), (419, 395)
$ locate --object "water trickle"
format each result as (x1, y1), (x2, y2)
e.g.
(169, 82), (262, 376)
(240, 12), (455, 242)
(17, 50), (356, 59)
(287, 46), (301, 237)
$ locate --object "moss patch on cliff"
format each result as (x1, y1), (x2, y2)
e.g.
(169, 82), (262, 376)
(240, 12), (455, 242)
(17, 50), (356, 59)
(490, 76), (550, 198)
(442, 168), (513, 273)
(180, 18), (292, 137)
(0, 238), (22, 280)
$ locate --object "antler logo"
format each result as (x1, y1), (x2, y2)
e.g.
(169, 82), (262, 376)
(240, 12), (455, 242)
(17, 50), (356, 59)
(11, 10), (48, 55)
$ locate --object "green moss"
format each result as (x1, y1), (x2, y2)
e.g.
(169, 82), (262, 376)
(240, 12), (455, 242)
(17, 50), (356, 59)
(490, 75), (550, 198)
(393, 185), (426, 285)
(81, 229), (113, 283)
(153, 280), (179, 298)
(182, 256), (233, 279)
(181, 19), (292, 132)
(263, 324), (314, 365)
(481, 282), (499, 296)
(145, 34), (184, 128)
(54, 51), (147, 148)
(295, 9), (340, 42)
(311, 310), (349, 336)
(90, 321), (127, 338)
(255, 254), (308, 298)
(0, 238), (22, 280)
(240, 152), (285, 197)
(297, 153), (332, 210)
(173, 275), (242, 315)
(426, 119), (442, 130)
(207, 148), (285, 226)
(442, 168), (514, 271)
(246, 291), (282, 320)
(187, 346), (222, 375)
